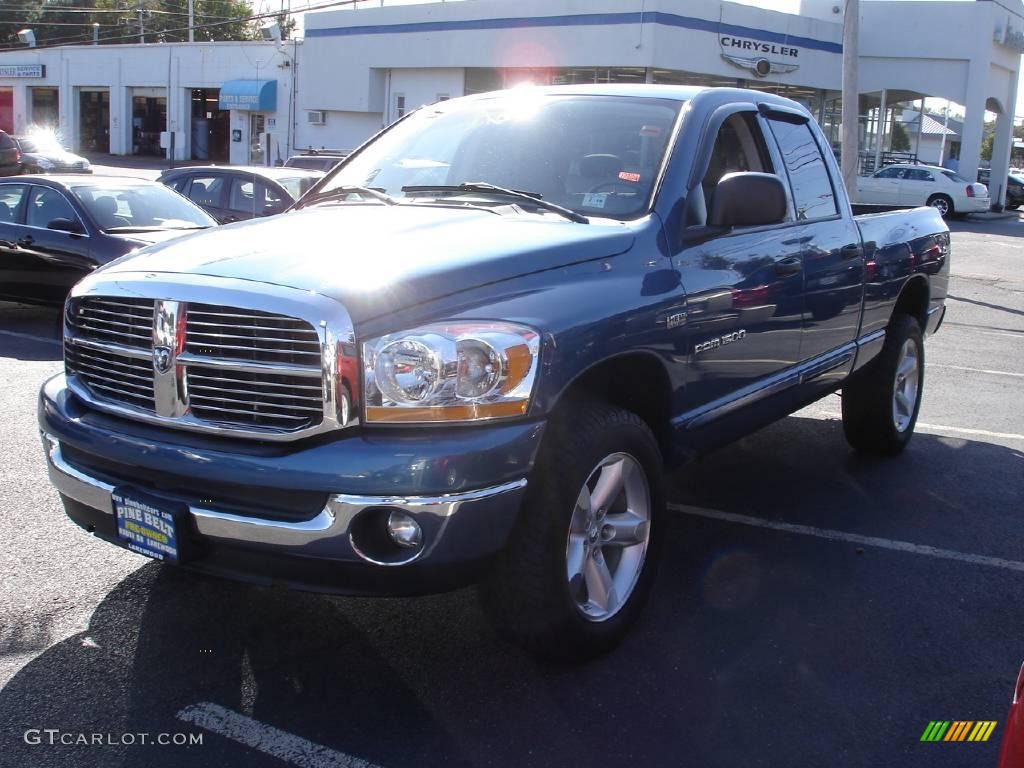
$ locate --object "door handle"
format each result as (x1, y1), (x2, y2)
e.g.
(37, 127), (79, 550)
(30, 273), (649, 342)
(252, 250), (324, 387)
(840, 244), (862, 259)
(774, 257), (802, 276)
(17, 236), (33, 247)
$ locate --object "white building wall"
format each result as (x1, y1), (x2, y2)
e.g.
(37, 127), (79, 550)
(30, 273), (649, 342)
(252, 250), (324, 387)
(295, 110), (384, 153)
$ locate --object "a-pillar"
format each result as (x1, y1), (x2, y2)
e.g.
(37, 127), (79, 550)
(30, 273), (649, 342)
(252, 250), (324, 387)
(958, 62), (989, 183)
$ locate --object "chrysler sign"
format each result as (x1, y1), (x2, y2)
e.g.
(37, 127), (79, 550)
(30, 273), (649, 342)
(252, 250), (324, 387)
(720, 36), (799, 78)
(0, 64), (45, 78)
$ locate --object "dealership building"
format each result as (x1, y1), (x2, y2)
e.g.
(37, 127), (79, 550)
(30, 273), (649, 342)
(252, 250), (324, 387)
(0, 0), (1022, 202)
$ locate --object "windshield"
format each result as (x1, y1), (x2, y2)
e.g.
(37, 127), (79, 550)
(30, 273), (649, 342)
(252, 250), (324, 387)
(72, 183), (216, 231)
(315, 93), (684, 219)
(277, 175), (319, 200)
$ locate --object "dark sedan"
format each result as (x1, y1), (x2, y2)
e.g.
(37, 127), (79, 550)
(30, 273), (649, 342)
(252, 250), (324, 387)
(0, 131), (20, 177)
(1006, 174), (1024, 210)
(13, 135), (92, 174)
(0, 175), (215, 306)
(158, 166), (323, 223)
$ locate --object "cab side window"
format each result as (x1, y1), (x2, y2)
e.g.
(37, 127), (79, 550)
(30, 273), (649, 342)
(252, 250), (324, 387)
(905, 169), (934, 182)
(700, 112), (773, 223)
(874, 167), (904, 179)
(767, 119), (838, 221)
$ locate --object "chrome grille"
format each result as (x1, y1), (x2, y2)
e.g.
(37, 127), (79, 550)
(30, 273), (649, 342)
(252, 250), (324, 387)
(64, 341), (155, 411)
(63, 291), (337, 440)
(70, 297), (154, 349)
(185, 304), (321, 366)
(188, 367), (324, 430)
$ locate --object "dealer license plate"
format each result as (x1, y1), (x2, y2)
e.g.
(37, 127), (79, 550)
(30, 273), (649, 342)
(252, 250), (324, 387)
(112, 488), (188, 563)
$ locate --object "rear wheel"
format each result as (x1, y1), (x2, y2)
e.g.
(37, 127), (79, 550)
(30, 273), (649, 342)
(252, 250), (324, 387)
(481, 400), (664, 659)
(926, 194), (954, 218)
(841, 313), (924, 455)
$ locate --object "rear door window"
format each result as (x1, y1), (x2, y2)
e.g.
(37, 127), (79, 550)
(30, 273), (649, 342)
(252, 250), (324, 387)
(767, 119), (839, 220)
(0, 183), (28, 224)
(186, 175), (225, 208)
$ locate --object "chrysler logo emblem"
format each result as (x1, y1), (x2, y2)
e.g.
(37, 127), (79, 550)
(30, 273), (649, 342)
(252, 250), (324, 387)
(153, 345), (173, 374)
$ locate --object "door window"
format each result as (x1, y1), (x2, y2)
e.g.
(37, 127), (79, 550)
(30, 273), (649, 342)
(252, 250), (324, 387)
(186, 175), (224, 207)
(228, 177), (281, 216)
(0, 183), (28, 223)
(904, 169), (934, 182)
(873, 167), (904, 179)
(767, 119), (838, 220)
(700, 112), (773, 223)
(26, 187), (80, 229)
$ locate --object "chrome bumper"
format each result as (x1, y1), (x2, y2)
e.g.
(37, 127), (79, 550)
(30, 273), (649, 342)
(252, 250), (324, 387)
(43, 433), (526, 565)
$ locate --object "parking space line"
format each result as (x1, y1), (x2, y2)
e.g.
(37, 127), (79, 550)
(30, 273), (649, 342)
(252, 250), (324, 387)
(929, 363), (1024, 378)
(0, 329), (61, 345)
(667, 504), (1024, 573)
(177, 702), (383, 768)
(803, 408), (1024, 443)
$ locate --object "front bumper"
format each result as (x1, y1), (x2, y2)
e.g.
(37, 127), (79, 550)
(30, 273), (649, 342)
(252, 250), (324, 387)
(40, 374), (540, 595)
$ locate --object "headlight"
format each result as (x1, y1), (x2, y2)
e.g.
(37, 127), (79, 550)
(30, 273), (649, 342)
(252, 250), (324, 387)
(37, 158), (55, 169)
(363, 321), (540, 423)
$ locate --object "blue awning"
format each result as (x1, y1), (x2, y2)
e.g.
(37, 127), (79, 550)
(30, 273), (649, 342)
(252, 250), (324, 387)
(218, 80), (277, 112)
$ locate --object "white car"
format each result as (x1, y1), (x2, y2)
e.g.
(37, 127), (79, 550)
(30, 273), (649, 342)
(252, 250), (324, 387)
(856, 163), (989, 217)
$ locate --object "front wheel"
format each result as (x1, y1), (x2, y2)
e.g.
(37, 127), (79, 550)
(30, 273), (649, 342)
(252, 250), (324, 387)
(841, 313), (925, 455)
(480, 400), (664, 659)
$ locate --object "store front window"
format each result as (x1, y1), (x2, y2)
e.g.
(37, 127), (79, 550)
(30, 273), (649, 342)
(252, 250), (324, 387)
(249, 113), (265, 165)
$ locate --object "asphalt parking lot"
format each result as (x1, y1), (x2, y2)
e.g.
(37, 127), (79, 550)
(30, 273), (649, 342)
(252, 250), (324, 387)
(1, 215), (1022, 768)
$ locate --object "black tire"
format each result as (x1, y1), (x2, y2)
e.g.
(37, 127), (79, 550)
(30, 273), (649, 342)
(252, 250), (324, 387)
(480, 399), (664, 660)
(841, 313), (925, 455)
(926, 194), (954, 218)
(1007, 203), (1020, 211)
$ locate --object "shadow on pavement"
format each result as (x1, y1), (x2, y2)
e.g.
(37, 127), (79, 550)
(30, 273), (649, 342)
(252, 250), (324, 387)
(0, 302), (63, 362)
(1, 417), (1021, 768)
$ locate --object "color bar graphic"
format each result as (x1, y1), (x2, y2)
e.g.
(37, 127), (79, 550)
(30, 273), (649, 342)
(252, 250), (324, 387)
(921, 721), (997, 742)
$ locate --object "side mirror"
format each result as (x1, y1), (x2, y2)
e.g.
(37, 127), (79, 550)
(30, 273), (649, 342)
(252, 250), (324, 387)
(709, 172), (788, 229)
(47, 218), (84, 234)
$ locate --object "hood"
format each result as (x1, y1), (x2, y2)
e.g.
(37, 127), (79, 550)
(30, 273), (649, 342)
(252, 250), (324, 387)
(96, 204), (635, 322)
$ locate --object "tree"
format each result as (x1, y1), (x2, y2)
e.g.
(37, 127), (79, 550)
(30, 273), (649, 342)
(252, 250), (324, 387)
(981, 124), (996, 162)
(1, 0), (259, 49)
(890, 120), (911, 152)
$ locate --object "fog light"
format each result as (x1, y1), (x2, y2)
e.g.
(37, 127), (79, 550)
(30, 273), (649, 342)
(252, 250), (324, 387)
(386, 510), (422, 549)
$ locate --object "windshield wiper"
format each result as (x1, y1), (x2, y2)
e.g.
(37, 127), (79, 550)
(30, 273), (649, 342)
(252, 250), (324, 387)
(105, 225), (206, 233)
(401, 182), (589, 224)
(296, 185), (397, 209)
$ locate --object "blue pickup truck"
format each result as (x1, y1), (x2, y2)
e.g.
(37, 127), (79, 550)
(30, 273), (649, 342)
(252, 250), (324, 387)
(39, 85), (949, 657)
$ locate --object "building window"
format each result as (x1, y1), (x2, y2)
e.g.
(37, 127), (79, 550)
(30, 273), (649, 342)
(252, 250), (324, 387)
(395, 94), (406, 120)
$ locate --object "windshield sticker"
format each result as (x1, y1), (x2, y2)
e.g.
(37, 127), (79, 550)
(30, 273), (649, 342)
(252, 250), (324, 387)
(582, 192), (609, 209)
(618, 171), (641, 183)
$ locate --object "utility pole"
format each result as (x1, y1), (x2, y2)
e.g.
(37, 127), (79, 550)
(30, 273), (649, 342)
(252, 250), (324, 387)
(136, 0), (145, 43)
(840, 0), (859, 201)
(188, 0), (194, 42)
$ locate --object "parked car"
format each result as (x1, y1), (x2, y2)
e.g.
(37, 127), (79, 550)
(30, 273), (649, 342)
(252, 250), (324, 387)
(0, 130), (21, 177)
(0, 175), (215, 305)
(999, 662), (1024, 767)
(39, 85), (949, 657)
(284, 151), (350, 172)
(857, 163), (989, 217)
(158, 166), (323, 223)
(14, 135), (92, 174)
(1005, 174), (1024, 210)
